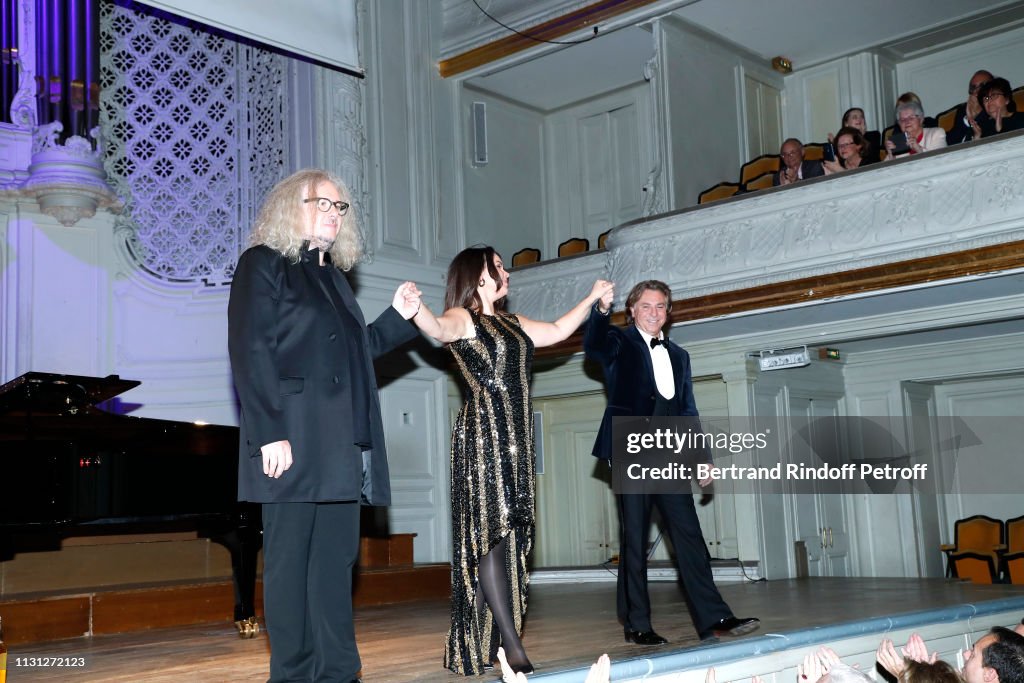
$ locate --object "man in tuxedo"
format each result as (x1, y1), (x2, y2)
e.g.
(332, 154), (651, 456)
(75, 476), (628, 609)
(947, 70), (993, 145)
(583, 280), (759, 645)
(773, 138), (824, 186)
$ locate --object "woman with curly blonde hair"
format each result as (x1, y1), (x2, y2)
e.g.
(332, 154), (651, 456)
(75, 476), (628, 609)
(229, 168), (423, 682)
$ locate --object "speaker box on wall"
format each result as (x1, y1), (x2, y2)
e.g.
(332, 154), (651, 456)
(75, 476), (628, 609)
(472, 101), (488, 166)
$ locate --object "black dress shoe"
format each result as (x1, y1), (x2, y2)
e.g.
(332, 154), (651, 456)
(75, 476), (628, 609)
(624, 628), (669, 645)
(706, 616), (760, 638)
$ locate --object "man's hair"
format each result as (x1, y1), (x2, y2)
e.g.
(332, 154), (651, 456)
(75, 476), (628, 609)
(972, 70), (994, 83)
(624, 280), (671, 326)
(249, 168), (364, 271)
(983, 626), (1024, 683)
(899, 659), (961, 683)
(443, 245), (506, 313)
(780, 137), (804, 152)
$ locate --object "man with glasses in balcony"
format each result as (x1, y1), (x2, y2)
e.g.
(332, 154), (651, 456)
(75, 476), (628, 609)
(772, 138), (824, 186)
(947, 70), (993, 145)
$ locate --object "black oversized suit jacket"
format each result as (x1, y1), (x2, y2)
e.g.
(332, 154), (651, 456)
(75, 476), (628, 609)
(227, 244), (417, 504)
(583, 304), (700, 461)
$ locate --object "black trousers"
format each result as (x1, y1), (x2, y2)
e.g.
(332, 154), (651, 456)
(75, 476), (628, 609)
(262, 501), (361, 683)
(616, 491), (733, 634)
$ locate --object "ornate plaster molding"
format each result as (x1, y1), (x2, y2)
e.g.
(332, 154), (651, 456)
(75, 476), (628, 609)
(8, 0), (36, 129)
(20, 125), (122, 227)
(508, 133), (1024, 323)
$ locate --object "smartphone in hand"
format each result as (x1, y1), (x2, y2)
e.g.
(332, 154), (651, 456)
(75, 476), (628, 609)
(889, 131), (910, 155)
(822, 142), (836, 162)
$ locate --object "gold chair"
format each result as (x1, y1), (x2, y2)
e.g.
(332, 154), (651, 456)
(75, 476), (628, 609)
(697, 182), (741, 205)
(940, 515), (1004, 579)
(511, 247), (541, 268)
(803, 143), (824, 161)
(557, 237), (589, 258)
(740, 155), (779, 185)
(1014, 86), (1024, 115)
(950, 551), (999, 584)
(744, 172), (775, 192)
(597, 230), (611, 250)
(936, 105), (959, 134)
(1004, 514), (1024, 584)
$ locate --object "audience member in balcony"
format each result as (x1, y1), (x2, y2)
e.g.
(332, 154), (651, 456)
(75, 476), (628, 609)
(971, 78), (1023, 138)
(823, 127), (869, 175)
(885, 99), (947, 159)
(830, 108), (881, 165)
(773, 138), (824, 186)
(409, 246), (614, 675)
(947, 70), (993, 145)
(228, 169), (421, 683)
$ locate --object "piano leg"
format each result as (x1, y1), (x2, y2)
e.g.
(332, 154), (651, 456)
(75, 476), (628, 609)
(210, 510), (263, 639)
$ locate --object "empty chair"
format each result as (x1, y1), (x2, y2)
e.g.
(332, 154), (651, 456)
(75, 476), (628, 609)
(597, 229), (611, 250)
(940, 515), (1004, 579)
(511, 247), (541, 268)
(950, 552), (1000, 584)
(557, 237), (589, 258)
(1004, 514), (1024, 584)
(740, 155), (779, 186)
(744, 172), (774, 192)
(698, 181), (741, 205)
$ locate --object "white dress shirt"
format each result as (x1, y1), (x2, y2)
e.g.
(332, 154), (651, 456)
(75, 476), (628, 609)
(636, 326), (675, 400)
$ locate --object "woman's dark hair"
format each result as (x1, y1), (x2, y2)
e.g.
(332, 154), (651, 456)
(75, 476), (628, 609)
(841, 107), (865, 127)
(898, 660), (962, 683)
(444, 245), (507, 312)
(978, 77), (1016, 113)
(835, 126), (868, 164)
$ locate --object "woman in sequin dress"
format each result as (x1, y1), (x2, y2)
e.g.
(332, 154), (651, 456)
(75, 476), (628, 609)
(411, 245), (614, 676)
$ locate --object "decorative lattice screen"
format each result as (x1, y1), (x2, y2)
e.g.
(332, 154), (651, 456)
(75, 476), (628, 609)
(100, 0), (288, 285)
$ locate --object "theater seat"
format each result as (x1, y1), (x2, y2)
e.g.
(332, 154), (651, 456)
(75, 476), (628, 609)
(698, 182), (741, 204)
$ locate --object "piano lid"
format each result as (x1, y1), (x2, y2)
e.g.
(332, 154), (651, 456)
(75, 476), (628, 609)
(0, 372), (141, 414)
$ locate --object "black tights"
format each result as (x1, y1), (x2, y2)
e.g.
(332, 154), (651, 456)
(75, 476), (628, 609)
(477, 535), (531, 670)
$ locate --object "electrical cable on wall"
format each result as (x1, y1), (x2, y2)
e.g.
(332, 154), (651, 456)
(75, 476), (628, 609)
(471, 0), (599, 46)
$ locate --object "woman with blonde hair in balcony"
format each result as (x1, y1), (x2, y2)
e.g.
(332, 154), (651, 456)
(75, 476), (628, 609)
(885, 97), (947, 159)
(823, 127), (869, 175)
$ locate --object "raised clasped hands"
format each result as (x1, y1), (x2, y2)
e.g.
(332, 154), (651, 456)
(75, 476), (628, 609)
(393, 281), (422, 320)
(592, 279), (615, 313)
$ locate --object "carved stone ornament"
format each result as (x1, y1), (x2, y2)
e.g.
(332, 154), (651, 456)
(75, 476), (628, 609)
(20, 125), (122, 227)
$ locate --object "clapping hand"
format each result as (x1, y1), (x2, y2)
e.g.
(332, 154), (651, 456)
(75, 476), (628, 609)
(797, 647), (838, 683)
(901, 633), (938, 664)
(876, 638), (905, 677)
(584, 653), (611, 683)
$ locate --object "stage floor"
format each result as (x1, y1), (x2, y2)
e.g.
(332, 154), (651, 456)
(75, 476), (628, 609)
(8, 577), (1024, 682)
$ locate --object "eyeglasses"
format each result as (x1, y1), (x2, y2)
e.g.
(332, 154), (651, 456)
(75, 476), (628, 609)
(838, 142), (858, 149)
(304, 197), (350, 214)
(780, 150), (802, 158)
(983, 93), (1007, 103)
(898, 115), (921, 124)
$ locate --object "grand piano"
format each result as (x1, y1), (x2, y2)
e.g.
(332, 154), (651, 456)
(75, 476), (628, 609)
(0, 371), (262, 637)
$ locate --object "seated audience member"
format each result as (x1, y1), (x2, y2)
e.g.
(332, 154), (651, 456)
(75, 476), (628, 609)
(823, 127), (868, 175)
(972, 77), (1023, 138)
(948, 70), (993, 145)
(773, 138), (824, 186)
(892, 92), (939, 129)
(832, 108), (881, 164)
(885, 100), (947, 159)
(962, 626), (1024, 683)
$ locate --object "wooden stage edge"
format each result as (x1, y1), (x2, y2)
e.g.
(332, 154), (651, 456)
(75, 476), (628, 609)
(0, 563), (450, 646)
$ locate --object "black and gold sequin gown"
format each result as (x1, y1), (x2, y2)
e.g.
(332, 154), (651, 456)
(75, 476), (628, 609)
(444, 309), (536, 675)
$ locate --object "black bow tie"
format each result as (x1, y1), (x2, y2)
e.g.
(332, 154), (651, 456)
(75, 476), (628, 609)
(649, 337), (664, 349)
